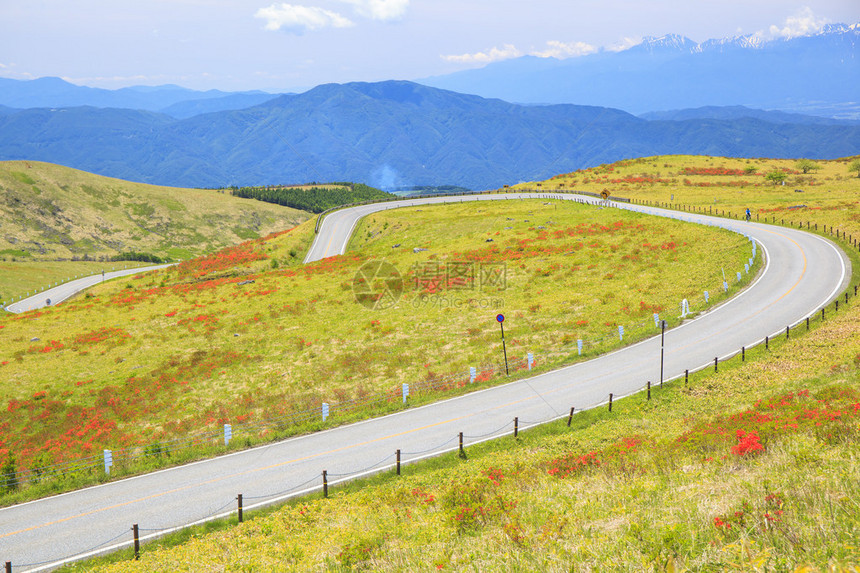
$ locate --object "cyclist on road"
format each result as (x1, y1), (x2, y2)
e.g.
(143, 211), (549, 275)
(745, 208), (751, 221)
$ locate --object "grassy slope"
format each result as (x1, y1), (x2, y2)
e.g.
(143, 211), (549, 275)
(516, 154), (860, 237)
(0, 197), (754, 498)
(0, 160), (308, 263)
(69, 156), (860, 572)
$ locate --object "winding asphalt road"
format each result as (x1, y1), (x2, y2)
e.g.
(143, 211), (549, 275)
(5, 265), (174, 314)
(0, 193), (850, 571)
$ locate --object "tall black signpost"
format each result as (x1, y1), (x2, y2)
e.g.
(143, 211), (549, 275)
(497, 314), (509, 376)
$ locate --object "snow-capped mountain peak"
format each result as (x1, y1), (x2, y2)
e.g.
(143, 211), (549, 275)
(637, 34), (697, 52)
(640, 21), (858, 54)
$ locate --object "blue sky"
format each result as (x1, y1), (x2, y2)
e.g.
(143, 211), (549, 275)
(1, 1), (857, 92)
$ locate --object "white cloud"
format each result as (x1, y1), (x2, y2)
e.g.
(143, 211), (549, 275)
(255, 3), (354, 34)
(339, 0), (409, 21)
(0, 63), (35, 81)
(442, 44), (522, 64)
(442, 39), (600, 66)
(758, 7), (828, 40)
(531, 40), (597, 59)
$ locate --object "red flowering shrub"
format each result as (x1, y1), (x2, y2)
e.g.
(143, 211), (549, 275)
(548, 436), (642, 478)
(683, 167), (746, 176)
(731, 429), (764, 456)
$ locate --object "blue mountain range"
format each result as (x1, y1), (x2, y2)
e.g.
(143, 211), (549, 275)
(0, 25), (857, 190)
(421, 24), (860, 119)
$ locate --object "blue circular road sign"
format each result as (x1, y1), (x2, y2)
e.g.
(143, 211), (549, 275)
(496, 313), (505, 323)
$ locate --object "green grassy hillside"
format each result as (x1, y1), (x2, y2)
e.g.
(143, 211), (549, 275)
(64, 156), (860, 572)
(0, 196), (755, 502)
(0, 160), (308, 262)
(515, 154), (860, 237)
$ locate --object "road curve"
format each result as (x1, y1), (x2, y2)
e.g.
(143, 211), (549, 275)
(1, 194), (850, 571)
(5, 264), (175, 314)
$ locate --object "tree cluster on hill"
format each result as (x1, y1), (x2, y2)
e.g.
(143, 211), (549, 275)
(110, 252), (170, 264)
(231, 182), (394, 213)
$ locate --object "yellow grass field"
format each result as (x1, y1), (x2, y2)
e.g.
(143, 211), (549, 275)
(0, 196), (756, 501)
(61, 155), (860, 572)
(0, 160), (308, 263)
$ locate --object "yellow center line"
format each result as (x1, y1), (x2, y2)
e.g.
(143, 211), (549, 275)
(672, 225), (809, 352)
(761, 228), (808, 304)
(322, 218), (339, 258)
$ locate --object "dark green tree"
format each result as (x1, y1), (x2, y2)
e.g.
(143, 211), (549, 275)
(232, 183), (394, 213)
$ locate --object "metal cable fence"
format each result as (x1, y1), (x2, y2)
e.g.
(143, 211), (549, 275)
(138, 497), (237, 534)
(246, 473), (329, 501)
(12, 527), (132, 571)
